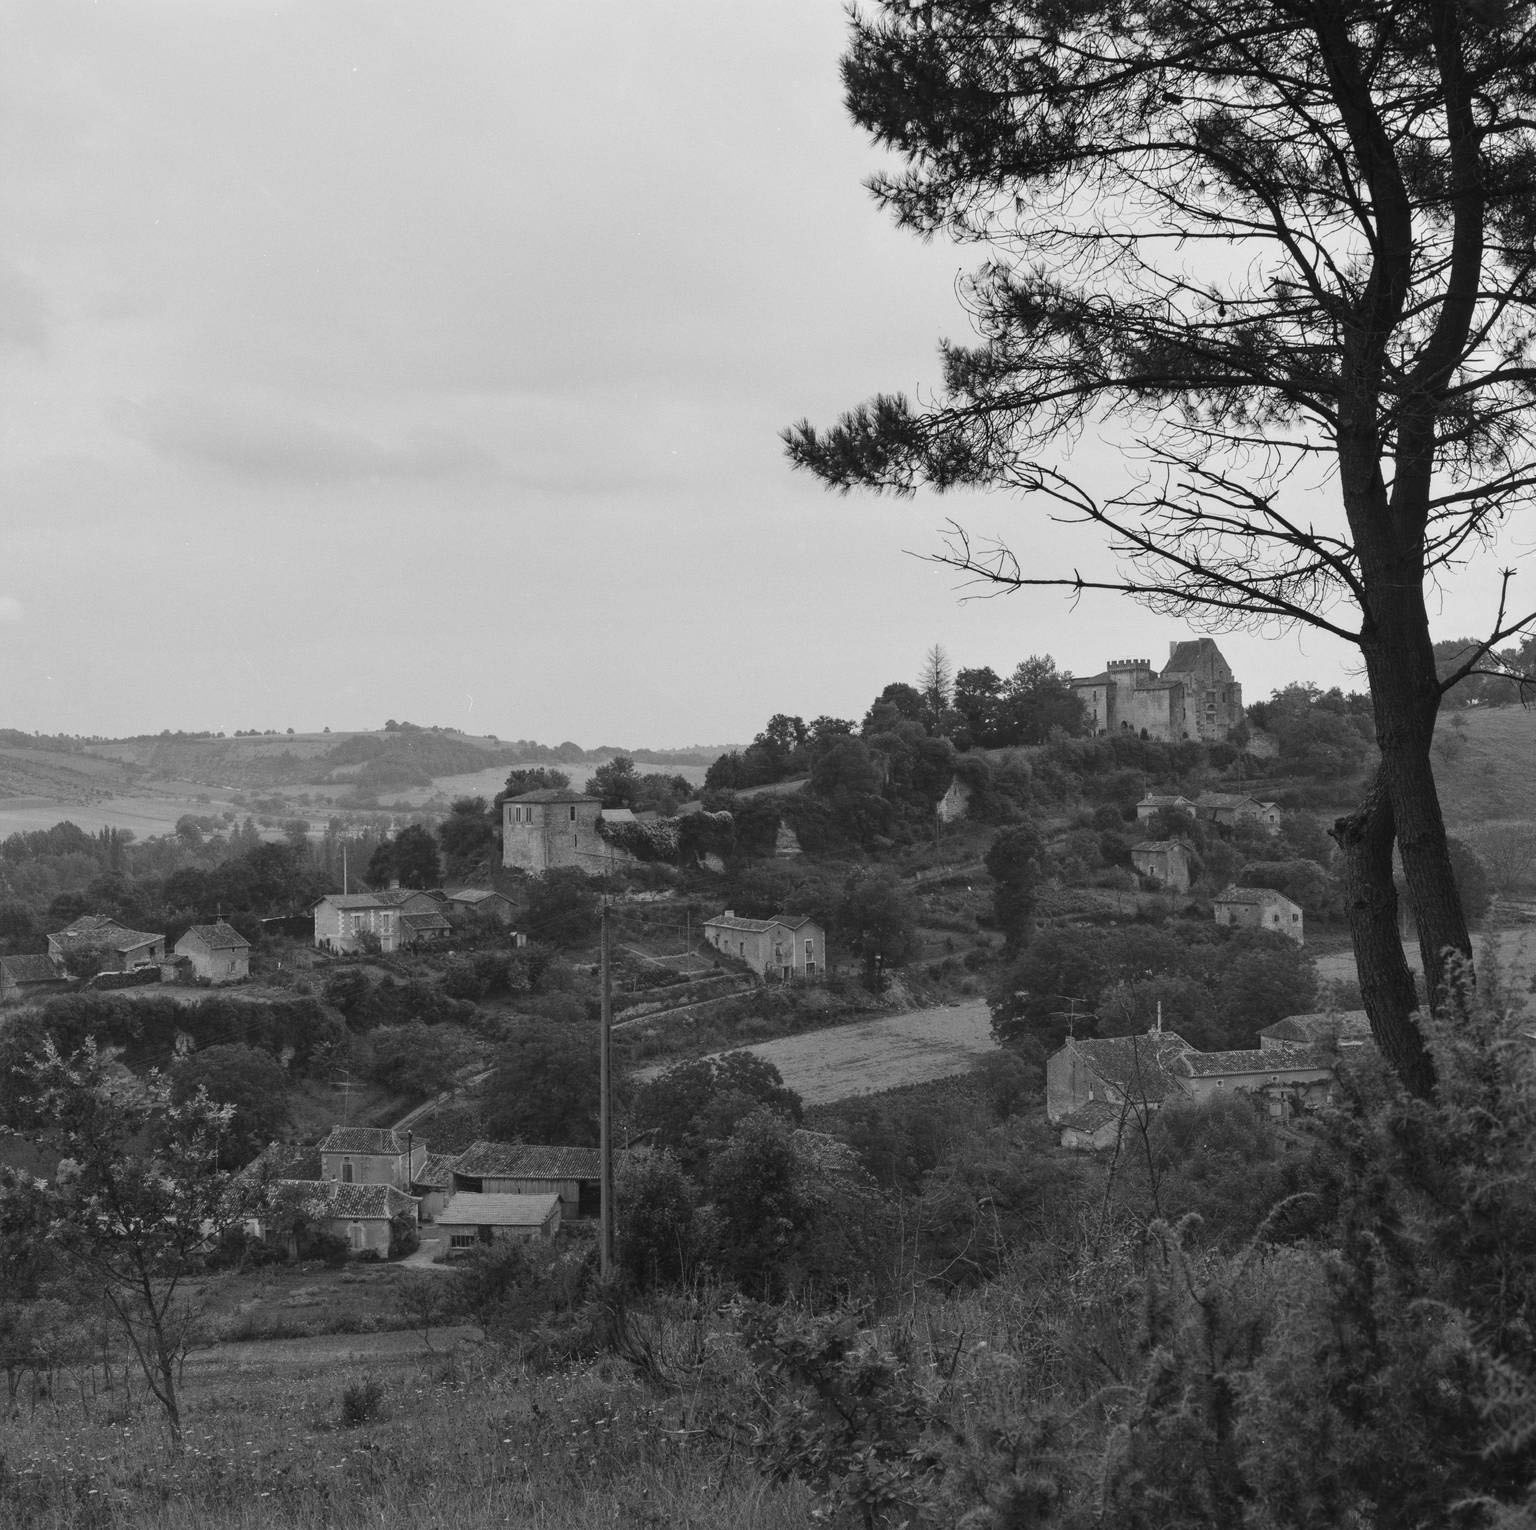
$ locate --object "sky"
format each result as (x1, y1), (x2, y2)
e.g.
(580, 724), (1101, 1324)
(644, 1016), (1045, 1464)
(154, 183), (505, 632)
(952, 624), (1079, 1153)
(0, 1), (1526, 749)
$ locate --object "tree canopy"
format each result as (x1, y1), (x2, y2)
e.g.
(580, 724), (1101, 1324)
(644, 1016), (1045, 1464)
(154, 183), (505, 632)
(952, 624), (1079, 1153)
(787, 1), (1536, 1094)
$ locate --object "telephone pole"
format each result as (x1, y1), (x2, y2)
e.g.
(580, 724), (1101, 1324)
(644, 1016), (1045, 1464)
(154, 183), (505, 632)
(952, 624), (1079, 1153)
(598, 897), (614, 1281)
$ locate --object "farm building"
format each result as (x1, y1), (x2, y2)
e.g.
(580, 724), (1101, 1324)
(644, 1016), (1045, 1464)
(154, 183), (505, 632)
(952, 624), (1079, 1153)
(174, 921), (251, 984)
(450, 1141), (605, 1221)
(436, 1192), (561, 1250)
(264, 1180), (419, 1257)
(0, 953), (69, 1005)
(444, 888), (517, 923)
(47, 915), (165, 974)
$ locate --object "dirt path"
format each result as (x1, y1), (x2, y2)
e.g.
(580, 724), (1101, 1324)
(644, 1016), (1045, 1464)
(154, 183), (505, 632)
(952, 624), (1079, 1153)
(720, 1000), (997, 1106)
(182, 1325), (483, 1381)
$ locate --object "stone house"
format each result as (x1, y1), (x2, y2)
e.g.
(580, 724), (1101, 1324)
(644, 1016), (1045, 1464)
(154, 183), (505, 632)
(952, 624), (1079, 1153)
(174, 921), (251, 984)
(1131, 839), (1193, 892)
(412, 1152), (460, 1222)
(1071, 637), (1243, 742)
(1136, 793), (1197, 823)
(266, 1179), (419, 1257)
(0, 953), (70, 1005)
(435, 1192), (561, 1250)
(1047, 1026), (1337, 1147)
(1191, 792), (1282, 834)
(702, 911), (826, 981)
(1259, 1009), (1372, 1052)
(444, 888), (517, 924)
(1214, 885), (1304, 943)
(502, 789), (606, 873)
(317, 1125), (428, 1188)
(46, 915), (165, 974)
(311, 889), (443, 954)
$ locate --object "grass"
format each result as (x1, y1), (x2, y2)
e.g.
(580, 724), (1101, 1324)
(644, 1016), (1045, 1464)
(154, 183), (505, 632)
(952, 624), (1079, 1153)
(0, 1313), (813, 1529)
(1433, 705), (1536, 826)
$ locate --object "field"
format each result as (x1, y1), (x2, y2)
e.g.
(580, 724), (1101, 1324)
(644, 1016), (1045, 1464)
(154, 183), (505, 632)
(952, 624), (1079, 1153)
(721, 999), (996, 1105)
(1, 1291), (814, 1530)
(1432, 704), (1536, 826)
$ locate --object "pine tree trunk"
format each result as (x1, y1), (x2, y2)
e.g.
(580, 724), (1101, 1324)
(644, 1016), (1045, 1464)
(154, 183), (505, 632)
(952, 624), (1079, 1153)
(1333, 767), (1433, 1096)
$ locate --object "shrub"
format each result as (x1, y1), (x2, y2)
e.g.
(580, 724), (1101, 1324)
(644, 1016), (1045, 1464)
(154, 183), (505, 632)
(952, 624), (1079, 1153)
(339, 1376), (386, 1427)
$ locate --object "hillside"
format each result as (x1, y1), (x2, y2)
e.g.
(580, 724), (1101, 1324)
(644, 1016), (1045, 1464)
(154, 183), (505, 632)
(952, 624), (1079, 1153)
(1430, 704), (1536, 826)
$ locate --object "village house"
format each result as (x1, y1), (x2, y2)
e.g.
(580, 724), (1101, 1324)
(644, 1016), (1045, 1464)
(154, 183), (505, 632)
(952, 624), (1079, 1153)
(1259, 1009), (1373, 1052)
(1071, 637), (1244, 742)
(311, 888), (444, 954)
(1214, 884), (1305, 943)
(46, 914), (166, 974)
(173, 920), (251, 984)
(412, 1151), (460, 1222)
(0, 953), (70, 1005)
(1047, 1025), (1338, 1148)
(317, 1125), (427, 1188)
(265, 1179), (420, 1257)
(502, 789), (607, 872)
(1191, 791), (1282, 834)
(1130, 839), (1193, 893)
(1136, 793), (1197, 822)
(702, 911), (826, 981)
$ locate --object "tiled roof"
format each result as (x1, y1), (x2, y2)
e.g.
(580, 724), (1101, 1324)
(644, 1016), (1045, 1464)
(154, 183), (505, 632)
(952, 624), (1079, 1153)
(400, 910), (451, 932)
(506, 789), (601, 804)
(318, 1126), (410, 1155)
(704, 913), (777, 933)
(1071, 671), (1111, 686)
(769, 913), (819, 932)
(452, 1141), (602, 1180)
(0, 953), (63, 984)
(1260, 1011), (1373, 1047)
(1132, 839), (1189, 854)
(600, 808), (637, 825)
(1176, 1045), (1330, 1076)
(446, 888), (508, 906)
(1058, 1101), (1120, 1132)
(438, 1192), (560, 1228)
(242, 1142), (324, 1182)
(1070, 1032), (1194, 1104)
(1138, 794), (1193, 807)
(181, 921), (251, 951)
(315, 893), (392, 911)
(415, 1152), (459, 1188)
(1214, 885), (1297, 909)
(288, 1181), (417, 1220)
(1162, 640), (1211, 674)
(50, 916), (162, 953)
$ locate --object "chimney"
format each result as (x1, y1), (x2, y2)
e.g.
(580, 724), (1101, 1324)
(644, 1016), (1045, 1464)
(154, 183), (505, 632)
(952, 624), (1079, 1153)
(390, 878), (401, 891)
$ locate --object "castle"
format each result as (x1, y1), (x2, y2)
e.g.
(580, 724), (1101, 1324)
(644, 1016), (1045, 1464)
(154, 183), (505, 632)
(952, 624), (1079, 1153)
(1070, 638), (1243, 742)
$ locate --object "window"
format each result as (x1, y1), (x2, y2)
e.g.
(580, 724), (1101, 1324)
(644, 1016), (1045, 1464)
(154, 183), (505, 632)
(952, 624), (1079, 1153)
(451, 1233), (476, 1249)
(342, 1159), (354, 1183)
(805, 939), (813, 959)
(569, 805), (577, 822)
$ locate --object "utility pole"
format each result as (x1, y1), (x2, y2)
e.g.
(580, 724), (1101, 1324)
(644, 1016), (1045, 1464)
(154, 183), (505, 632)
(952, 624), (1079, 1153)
(598, 898), (614, 1281)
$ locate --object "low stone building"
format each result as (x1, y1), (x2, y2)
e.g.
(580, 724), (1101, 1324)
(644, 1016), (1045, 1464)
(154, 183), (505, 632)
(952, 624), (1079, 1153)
(0, 953), (70, 1005)
(1131, 839), (1193, 893)
(444, 888), (517, 924)
(436, 1191), (561, 1250)
(266, 1180), (419, 1257)
(174, 921), (251, 984)
(1192, 792), (1282, 834)
(702, 910), (826, 981)
(450, 1141), (606, 1221)
(1213, 885), (1304, 943)
(46, 915), (165, 975)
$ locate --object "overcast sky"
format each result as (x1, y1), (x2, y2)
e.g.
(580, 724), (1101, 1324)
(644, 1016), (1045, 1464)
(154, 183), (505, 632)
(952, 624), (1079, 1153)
(0, 1), (1522, 748)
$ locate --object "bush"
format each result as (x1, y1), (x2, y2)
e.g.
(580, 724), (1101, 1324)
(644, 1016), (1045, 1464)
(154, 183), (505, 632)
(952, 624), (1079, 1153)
(339, 1376), (386, 1427)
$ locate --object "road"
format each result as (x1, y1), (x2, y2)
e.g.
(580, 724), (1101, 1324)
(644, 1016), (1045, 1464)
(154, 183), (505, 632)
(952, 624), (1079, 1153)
(720, 999), (997, 1106)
